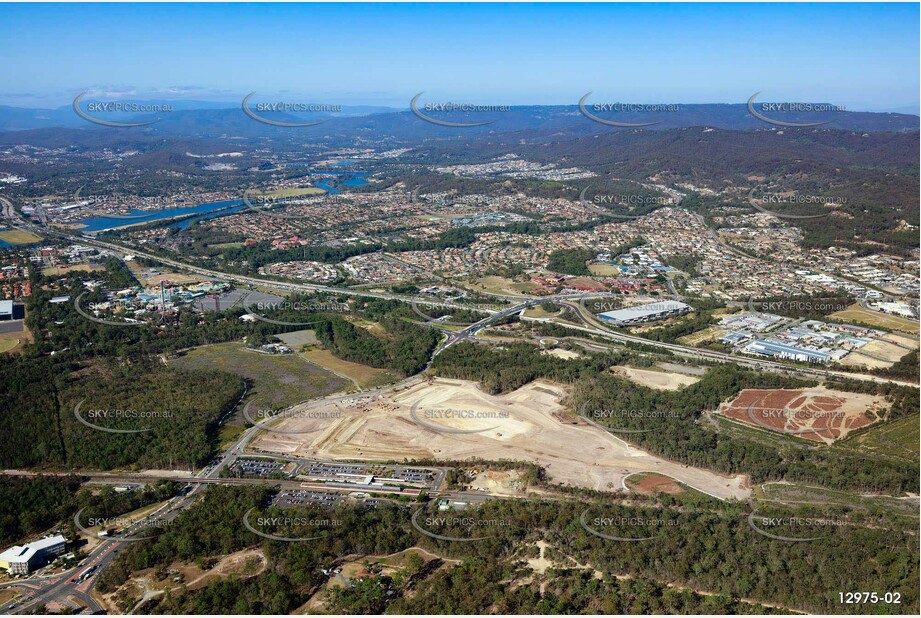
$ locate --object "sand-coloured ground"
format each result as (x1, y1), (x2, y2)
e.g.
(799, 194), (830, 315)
(251, 378), (750, 500)
(717, 387), (885, 445)
(469, 469), (526, 496)
(611, 366), (701, 390)
(839, 333), (919, 369)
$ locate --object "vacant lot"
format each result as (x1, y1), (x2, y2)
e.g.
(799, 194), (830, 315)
(0, 230), (42, 245)
(717, 387), (886, 445)
(830, 303), (919, 335)
(587, 263), (623, 276)
(275, 329), (318, 349)
(127, 263), (203, 287)
(469, 469), (526, 496)
(844, 414), (919, 463)
(170, 342), (347, 410)
(611, 366), (700, 390)
(302, 347), (395, 389)
(41, 263), (102, 277)
(840, 333), (918, 369)
(677, 325), (726, 346)
(625, 472), (684, 496)
(465, 275), (538, 295)
(252, 378), (750, 500)
(0, 318), (32, 354)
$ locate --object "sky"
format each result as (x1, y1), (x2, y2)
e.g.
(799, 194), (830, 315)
(1, 2), (918, 112)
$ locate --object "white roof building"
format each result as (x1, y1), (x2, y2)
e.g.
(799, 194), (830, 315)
(0, 535), (67, 574)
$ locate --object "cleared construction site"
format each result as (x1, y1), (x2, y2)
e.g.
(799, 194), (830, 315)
(250, 378), (750, 500)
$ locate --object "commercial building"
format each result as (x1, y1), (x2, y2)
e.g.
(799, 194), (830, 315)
(598, 300), (691, 325)
(0, 535), (67, 575)
(0, 300), (23, 320)
(744, 339), (831, 364)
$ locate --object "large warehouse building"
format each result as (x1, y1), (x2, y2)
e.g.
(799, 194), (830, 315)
(598, 300), (691, 325)
(0, 300), (24, 321)
(0, 535), (67, 575)
(744, 339), (832, 364)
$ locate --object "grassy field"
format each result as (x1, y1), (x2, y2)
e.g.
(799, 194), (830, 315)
(840, 414), (919, 463)
(677, 325), (725, 345)
(41, 263), (102, 277)
(758, 482), (919, 519)
(218, 423), (247, 449)
(170, 342), (347, 411)
(208, 241), (244, 249)
(588, 263), (623, 276)
(523, 305), (563, 318)
(302, 347), (396, 389)
(830, 303), (919, 335)
(464, 275), (538, 295)
(0, 230), (42, 245)
(0, 337), (21, 353)
(0, 318), (31, 354)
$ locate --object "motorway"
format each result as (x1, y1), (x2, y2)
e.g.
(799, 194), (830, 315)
(4, 208), (917, 387)
(1, 197), (917, 611)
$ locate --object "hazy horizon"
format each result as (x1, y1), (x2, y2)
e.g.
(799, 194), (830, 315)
(1, 2), (918, 113)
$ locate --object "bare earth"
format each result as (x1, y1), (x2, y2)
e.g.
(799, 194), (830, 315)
(717, 386), (885, 445)
(251, 378), (750, 500)
(611, 366), (701, 390)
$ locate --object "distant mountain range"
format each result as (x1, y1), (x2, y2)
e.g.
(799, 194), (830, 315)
(0, 101), (917, 137)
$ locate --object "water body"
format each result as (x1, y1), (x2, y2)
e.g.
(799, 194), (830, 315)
(314, 172), (368, 195)
(78, 199), (242, 232)
(78, 172), (368, 231)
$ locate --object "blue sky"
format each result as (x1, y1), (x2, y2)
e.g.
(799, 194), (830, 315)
(1, 2), (918, 112)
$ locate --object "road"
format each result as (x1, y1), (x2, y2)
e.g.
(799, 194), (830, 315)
(5, 206), (917, 387)
(1, 196), (917, 610)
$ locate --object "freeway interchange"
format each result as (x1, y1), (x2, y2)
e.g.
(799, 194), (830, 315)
(0, 208), (917, 613)
(30, 221), (914, 388)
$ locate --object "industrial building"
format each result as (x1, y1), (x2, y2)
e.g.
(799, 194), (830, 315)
(0, 300), (24, 321)
(0, 535), (67, 575)
(598, 300), (691, 325)
(744, 339), (832, 364)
